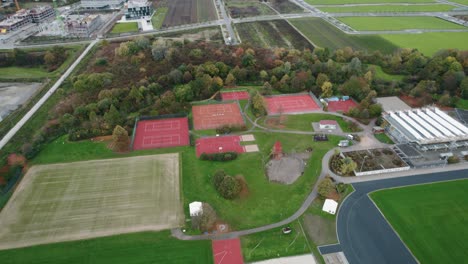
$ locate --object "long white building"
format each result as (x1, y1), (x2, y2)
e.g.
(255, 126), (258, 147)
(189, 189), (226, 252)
(383, 107), (468, 147)
(81, 0), (124, 9)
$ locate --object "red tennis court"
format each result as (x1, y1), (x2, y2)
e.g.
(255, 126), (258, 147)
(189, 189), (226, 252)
(192, 103), (245, 130)
(196, 135), (245, 157)
(327, 99), (358, 113)
(221, 91), (250, 101)
(264, 94), (320, 115)
(132, 117), (190, 150)
(212, 238), (244, 264)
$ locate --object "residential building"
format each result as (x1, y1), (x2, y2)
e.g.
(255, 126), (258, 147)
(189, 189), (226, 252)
(65, 14), (102, 37)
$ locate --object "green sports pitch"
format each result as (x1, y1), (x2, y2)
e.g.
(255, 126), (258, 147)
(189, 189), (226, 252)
(0, 154), (183, 250)
(371, 179), (468, 264)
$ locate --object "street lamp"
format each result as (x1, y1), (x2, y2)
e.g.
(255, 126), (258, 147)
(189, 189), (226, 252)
(360, 155), (369, 172)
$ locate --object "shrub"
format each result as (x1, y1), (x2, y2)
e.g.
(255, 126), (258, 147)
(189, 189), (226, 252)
(213, 170), (226, 189)
(318, 177), (335, 198)
(336, 183), (347, 194)
(447, 156), (460, 164)
(191, 203), (218, 232)
(217, 175), (242, 199)
(215, 124), (247, 134)
(199, 152), (238, 161)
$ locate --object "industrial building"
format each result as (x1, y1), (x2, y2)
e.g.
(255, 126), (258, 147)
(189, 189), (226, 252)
(65, 14), (102, 37)
(80, 0), (124, 9)
(125, 0), (153, 20)
(383, 107), (468, 149)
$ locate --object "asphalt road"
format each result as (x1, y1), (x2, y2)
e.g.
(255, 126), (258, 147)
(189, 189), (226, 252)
(337, 169), (468, 264)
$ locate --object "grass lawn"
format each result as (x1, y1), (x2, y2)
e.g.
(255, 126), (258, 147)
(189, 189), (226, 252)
(319, 4), (455, 13)
(289, 18), (398, 53)
(371, 179), (468, 264)
(456, 98), (468, 109)
(368, 64), (405, 82)
(241, 220), (312, 262)
(0, 154), (183, 249)
(0, 231), (213, 264)
(0, 66), (51, 79)
(381, 32), (468, 56)
(32, 132), (342, 230)
(152, 7), (168, 29)
(260, 113), (357, 132)
(374, 133), (394, 144)
(339, 17), (466, 31)
(305, 0), (435, 4)
(111, 22), (139, 34)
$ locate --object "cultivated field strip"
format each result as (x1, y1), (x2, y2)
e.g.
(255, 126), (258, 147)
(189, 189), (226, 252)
(0, 154), (183, 250)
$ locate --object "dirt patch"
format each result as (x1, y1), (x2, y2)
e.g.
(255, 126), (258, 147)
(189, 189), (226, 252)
(303, 214), (337, 245)
(229, 6), (261, 18)
(326, 189), (340, 201)
(265, 116), (287, 129)
(399, 95), (424, 108)
(236, 175), (250, 199)
(163, 0), (197, 27)
(90, 135), (113, 142)
(266, 153), (310, 184)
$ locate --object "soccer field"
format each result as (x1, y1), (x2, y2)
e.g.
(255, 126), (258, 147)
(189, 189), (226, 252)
(371, 179), (468, 264)
(0, 154), (183, 250)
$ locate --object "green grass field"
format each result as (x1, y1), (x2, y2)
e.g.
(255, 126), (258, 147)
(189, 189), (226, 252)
(0, 66), (51, 79)
(0, 231), (213, 264)
(374, 133), (394, 144)
(152, 7), (168, 29)
(449, 0), (468, 4)
(0, 154), (183, 250)
(260, 113), (357, 132)
(289, 18), (398, 53)
(371, 180), (468, 264)
(369, 64), (405, 81)
(381, 32), (468, 56)
(110, 22), (139, 34)
(305, 0), (436, 4)
(456, 98), (468, 109)
(241, 220), (312, 262)
(319, 4), (455, 13)
(339, 17), (466, 31)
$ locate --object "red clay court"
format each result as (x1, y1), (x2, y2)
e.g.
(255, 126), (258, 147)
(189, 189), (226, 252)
(196, 135), (245, 157)
(221, 91), (250, 101)
(327, 99), (358, 113)
(132, 117), (190, 150)
(264, 94), (320, 115)
(192, 103), (245, 130)
(212, 238), (244, 264)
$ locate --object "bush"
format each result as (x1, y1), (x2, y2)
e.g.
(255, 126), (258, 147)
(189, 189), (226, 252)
(336, 183), (347, 194)
(447, 156), (460, 164)
(213, 170), (226, 189)
(318, 177), (335, 198)
(218, 175), (242, 199)
(4, 165), (22, 182)
(215, 124), (247, 134)
(199, 152), (238, 161)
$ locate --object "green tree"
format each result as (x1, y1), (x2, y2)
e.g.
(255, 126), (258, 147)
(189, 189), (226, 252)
(225, 73), (236, 86)
(251, 91), (267, 117)
(104, 105), (122, 127)
(321, 81), (333, 98)
(461, 77), (468, 99)
(111, 125), (130, 152)
(316, 73), (329, 88)
(217, 175), (242, 199)
(261, 82), (273, 95)
(340, 157), (357, 175)
(317, 177), (335, 198)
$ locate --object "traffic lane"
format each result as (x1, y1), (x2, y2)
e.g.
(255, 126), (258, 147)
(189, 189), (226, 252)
(339, 194), (417, 264)
(318, 244), (342, 254)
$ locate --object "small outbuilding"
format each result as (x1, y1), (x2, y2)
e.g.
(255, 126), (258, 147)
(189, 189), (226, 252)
(189, 201), (203, 216)
(319, 120), (338, 130)
(322, 199), (338, 215)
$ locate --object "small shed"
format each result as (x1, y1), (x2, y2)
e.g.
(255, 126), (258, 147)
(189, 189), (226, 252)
(319, 120), (338, 130)
(322, 199), (338, 215)
(189, 201), (203, 216)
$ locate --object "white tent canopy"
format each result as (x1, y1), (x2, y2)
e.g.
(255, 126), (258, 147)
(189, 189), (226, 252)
(322, 199), (338, 215)
(189, 201), (203, 216)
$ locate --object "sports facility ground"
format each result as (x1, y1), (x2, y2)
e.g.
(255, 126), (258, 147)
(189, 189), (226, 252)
(132, 117), (190, 150)
(212, 238), (244, 264)
(196, 135), (245, 156)
(264, 94), (320, 115)
(327, 99), (357, 112)
(192, 102), (245, 130)
(0, 154), (183, 250)
(221, 91), (250, 101)
(370, 179), (468, 264)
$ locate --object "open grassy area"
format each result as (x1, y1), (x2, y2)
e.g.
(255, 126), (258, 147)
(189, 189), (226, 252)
(381, 32), (468, 56)
(241, 220), (312, 262)
(368, 64), (405, 81)
(319, 4), (455, 13)
(374, 133), (394, 144)
(339, 17), (466, 31)
(0, 154), (183, 250)
(236, 20), (313, 50)
(289, 18), (398, 53)
(0, 231), (213, 264)
(456, 98), (468, 109)
(371, 179), (468, 264)
(110, 22), (139, 34)
(305, 0), (436, 4)
(152, 7), (168, 29)
(260, 113), (357, 132)
(0, 67), (51, 79)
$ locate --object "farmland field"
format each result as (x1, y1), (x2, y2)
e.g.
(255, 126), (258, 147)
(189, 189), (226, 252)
(319, 4), (455, 13)
(110, 22), (139, 33)
(371, 179), (468, 264)
(0, 154), (183, 250)
(381, 32), (468, 55)
(197, 0), (218, 22)
(0, 231), (213, 264)
(237, 20), (313, 50)
(163, 0), (217, 26)
(338, 17), (466, 31)
(227, 0), (276, 18)
(305, 0), (436, 4)
(270, 0), (305, 14)
(289, 18), (398, 53)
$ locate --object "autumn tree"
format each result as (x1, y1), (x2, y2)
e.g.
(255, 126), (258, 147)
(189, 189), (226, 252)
(251, 91), (267, 117)
(111, 125), (130, 152)
(317, 177), (335, 198)
(340, 157), (357, 175)
(321, 81), (333, 98)
(225, 73), (236, 86)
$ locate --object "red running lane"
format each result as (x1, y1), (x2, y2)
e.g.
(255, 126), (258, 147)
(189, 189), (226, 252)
(212, 238), (244, 264)
(196, 135), (245, 157)
(327, 100), (358, 113)
(264, 94), (320, 115)
(192, 103), (245, 130)
(221, 91), (250, 101)
(132, 117), (190, 150)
